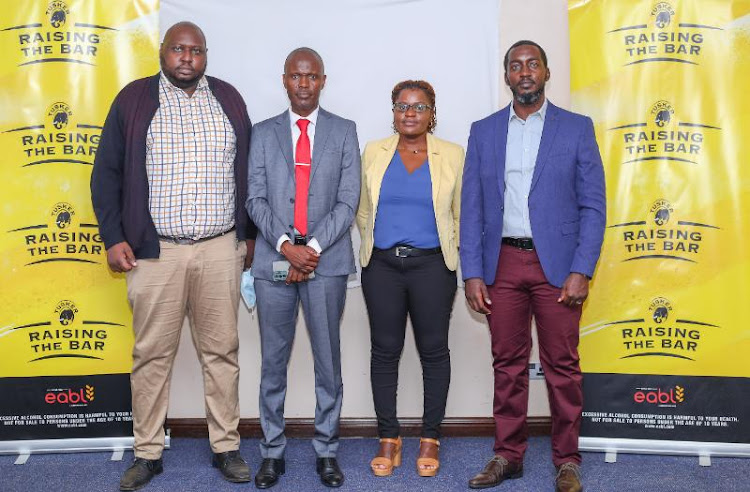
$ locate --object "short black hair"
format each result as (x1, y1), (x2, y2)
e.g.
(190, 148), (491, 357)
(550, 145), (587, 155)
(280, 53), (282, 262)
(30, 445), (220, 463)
(503, 40), (548, 72)
(284, 47), (325, 75)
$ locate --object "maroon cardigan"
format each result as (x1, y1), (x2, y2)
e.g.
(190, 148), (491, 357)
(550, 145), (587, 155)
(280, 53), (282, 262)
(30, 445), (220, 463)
(90, 73), (256, 259)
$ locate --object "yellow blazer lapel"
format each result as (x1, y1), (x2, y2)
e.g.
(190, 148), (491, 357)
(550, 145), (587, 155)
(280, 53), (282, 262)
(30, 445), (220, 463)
(369, 134), (399, 206)
(427, 133), (442, 214)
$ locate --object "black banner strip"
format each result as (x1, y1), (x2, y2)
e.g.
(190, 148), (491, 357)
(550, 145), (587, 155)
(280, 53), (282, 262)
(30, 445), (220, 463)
(608, 123), (646, 130)
(12, 321), (51, 331)
(19, 58), (96, 67)
(626, 58), (698, 66)
(608, 24), (647, 33)
(3, 124), (44, 133)
(623, 255), (696, 263)
(82, 321), (125, 327)
(622, 156), (697, 165)
(8, 224), (47, 232)
(620, 352), (694, 360)
(677, 221), (720, 229)
(679, 122), (721, 130)
(23, 159), (92, 167)
(608, 221), (647, 228)
(30, 354), (104, 362)
(1, 23), (42, 31)
(74, 23), (118, 30)
(26, 258), (98, 266)
(675, 319), (720, 328)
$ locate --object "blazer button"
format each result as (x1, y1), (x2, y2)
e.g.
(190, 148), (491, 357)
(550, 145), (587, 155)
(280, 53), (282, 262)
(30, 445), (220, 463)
(290, 198), (295, 203)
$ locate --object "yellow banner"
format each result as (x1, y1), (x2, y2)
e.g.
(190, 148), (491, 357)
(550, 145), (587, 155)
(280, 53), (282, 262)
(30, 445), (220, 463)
(0, 0), (159, 377)
(570, 0), (750, 377)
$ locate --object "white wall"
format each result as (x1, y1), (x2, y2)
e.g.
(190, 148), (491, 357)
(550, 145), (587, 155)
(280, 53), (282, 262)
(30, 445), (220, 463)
(163, 0), (571, 420)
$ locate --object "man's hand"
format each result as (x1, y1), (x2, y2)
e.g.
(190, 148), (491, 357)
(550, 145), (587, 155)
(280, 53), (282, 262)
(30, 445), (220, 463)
(280, 241), (319, 273)
(244, 239), (256, 270)
(465, 278), (492, 314)
(558, 272), (589, 307)
(107, 241), (137, 273)
(285, 265), (310, 284)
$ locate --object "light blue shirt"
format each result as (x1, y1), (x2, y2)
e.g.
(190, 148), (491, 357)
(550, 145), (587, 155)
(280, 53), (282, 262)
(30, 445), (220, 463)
(502, 99), (548, 238)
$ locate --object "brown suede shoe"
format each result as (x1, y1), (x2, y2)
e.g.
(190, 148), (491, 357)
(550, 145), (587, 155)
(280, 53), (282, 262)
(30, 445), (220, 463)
(555, 462), (583, 492)
(468, 455), (523, 489)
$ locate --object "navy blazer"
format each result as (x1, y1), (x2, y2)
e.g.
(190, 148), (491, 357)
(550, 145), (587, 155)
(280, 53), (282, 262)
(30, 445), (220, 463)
(459, 102), (606, 288)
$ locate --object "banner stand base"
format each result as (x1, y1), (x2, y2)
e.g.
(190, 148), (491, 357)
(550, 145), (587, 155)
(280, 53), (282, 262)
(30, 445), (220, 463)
(580, 437), (750, 461)
(0, 435), (170, 459)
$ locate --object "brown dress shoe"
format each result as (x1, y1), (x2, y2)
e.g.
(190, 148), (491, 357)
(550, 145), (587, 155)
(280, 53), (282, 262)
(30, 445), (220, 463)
(555, 462), (583, 492)
(468, 455), (523, 489)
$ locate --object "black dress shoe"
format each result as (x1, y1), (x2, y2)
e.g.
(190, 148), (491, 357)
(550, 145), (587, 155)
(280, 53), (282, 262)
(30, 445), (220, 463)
(316, 457), (344, 488)
(212, 450), (251, 483)
(119, 457), (163, 491)
(254, 458), (285, 489)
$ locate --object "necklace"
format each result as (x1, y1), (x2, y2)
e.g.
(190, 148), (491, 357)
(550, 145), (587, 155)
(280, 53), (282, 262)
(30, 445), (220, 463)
(397, 147), (425, 154)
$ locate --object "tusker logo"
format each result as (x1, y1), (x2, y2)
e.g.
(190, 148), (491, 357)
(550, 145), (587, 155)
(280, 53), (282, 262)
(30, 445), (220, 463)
(610, 101), (720, 166)
(2, 299), (123, 363)
(44, 385), (95, 406)
(581, 297), (719, 361)
(649, 297), (672, 323)
(633, 385), (685, 407)
(1, 101), (101, 169)
(52, 202), (74, 229)
(46, 1), (69, 29)
(47, 101), (72, 130)
(6, 202), (104, 266)
(608, 199), (720, 263)
(2, 1), (117, 67)
(607, 2), (722, 66)
(650, 199), (672, 226)
(651, 100), (673, 128)
(651, 2), (675, 29)
(55, 300), (78, 325)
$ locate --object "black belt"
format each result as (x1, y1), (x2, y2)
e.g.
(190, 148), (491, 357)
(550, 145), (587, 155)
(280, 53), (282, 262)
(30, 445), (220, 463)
(502, 237), (534, 250)
(159, 227), (235, 245)
(376, 245), (442, 258)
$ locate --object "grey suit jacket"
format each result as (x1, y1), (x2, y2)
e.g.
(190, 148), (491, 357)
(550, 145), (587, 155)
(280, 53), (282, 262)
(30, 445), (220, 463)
(246, 107), (361, 281)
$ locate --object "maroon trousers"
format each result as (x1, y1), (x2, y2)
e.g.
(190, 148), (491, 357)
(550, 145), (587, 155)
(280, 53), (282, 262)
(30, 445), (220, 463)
(486, 246), (582, 467)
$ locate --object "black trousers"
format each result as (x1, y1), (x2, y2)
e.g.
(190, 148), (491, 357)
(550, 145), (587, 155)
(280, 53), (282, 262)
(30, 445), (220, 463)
(361, 249), (457, 439)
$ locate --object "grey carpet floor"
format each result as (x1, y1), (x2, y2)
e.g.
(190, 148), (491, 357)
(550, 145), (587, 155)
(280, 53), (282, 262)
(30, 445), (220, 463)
(1, 436), (748, 491)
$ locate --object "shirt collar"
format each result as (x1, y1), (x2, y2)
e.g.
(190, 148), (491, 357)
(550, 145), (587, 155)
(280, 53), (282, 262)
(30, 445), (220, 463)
(159, 72), (209, 94)
(509, 98), (548, 123)
(289, 106), (319, 127)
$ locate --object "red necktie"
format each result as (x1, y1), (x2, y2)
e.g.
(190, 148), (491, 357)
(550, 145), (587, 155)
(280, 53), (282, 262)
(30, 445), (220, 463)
(294, 118), (311, 236)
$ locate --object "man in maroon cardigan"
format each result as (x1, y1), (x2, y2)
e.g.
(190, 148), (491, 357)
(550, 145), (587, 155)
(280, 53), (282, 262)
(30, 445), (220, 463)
(91, 22), (256, 491)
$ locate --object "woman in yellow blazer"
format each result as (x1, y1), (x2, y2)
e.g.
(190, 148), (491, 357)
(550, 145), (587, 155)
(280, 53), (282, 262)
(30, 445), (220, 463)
(357, 80), (464, 478)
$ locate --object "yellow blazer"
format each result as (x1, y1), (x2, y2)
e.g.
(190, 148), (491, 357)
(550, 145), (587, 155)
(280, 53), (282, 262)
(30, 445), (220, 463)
(356, 133), (465, 270)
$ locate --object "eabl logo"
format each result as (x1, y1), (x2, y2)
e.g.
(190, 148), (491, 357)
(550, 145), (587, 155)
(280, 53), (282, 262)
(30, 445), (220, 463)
(44, 385), (94, 405)
(633, 385), (685, 406)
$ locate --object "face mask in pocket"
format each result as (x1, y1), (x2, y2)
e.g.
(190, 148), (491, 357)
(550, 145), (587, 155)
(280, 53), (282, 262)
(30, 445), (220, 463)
(241, 268), (256, 310)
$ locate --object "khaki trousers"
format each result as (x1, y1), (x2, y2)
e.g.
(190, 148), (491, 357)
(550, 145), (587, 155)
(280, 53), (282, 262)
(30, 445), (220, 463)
(126, 233), (246, 459)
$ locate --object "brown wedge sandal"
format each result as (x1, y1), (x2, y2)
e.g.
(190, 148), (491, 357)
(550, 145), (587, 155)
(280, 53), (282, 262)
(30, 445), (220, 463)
(416, 438), (440, 477)
(370, 437), (403, 477)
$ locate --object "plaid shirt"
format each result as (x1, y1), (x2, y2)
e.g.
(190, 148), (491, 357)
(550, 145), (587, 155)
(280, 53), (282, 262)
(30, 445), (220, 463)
(145, 74), (237, 239)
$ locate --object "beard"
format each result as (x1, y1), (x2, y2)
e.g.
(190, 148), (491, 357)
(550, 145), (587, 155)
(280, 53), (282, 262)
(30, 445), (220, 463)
(512, 86), (545, 106)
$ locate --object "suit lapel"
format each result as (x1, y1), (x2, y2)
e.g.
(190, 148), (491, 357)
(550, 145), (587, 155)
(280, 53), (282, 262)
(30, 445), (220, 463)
(531, 102), (559, 192)
(310, 108), (332, 184)
(495, 105), (510, 198)
(370, 134), (398, 205)
(426, 134), (442, 212)
(273, 111), (294, 177)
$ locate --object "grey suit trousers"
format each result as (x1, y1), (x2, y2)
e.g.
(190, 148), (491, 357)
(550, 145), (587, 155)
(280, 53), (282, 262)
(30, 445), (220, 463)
(255, 273), (347, 458)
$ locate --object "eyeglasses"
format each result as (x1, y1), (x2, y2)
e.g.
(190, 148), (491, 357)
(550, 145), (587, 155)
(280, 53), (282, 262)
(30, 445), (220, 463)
(392, 102), (433, 113)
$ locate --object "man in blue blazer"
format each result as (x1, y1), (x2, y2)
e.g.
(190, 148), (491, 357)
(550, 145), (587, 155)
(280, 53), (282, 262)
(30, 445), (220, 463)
(461, 41), (605, 492)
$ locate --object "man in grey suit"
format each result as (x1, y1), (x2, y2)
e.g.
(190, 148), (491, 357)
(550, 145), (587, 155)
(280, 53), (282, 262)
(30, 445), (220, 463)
(246, 47), (361, 489)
